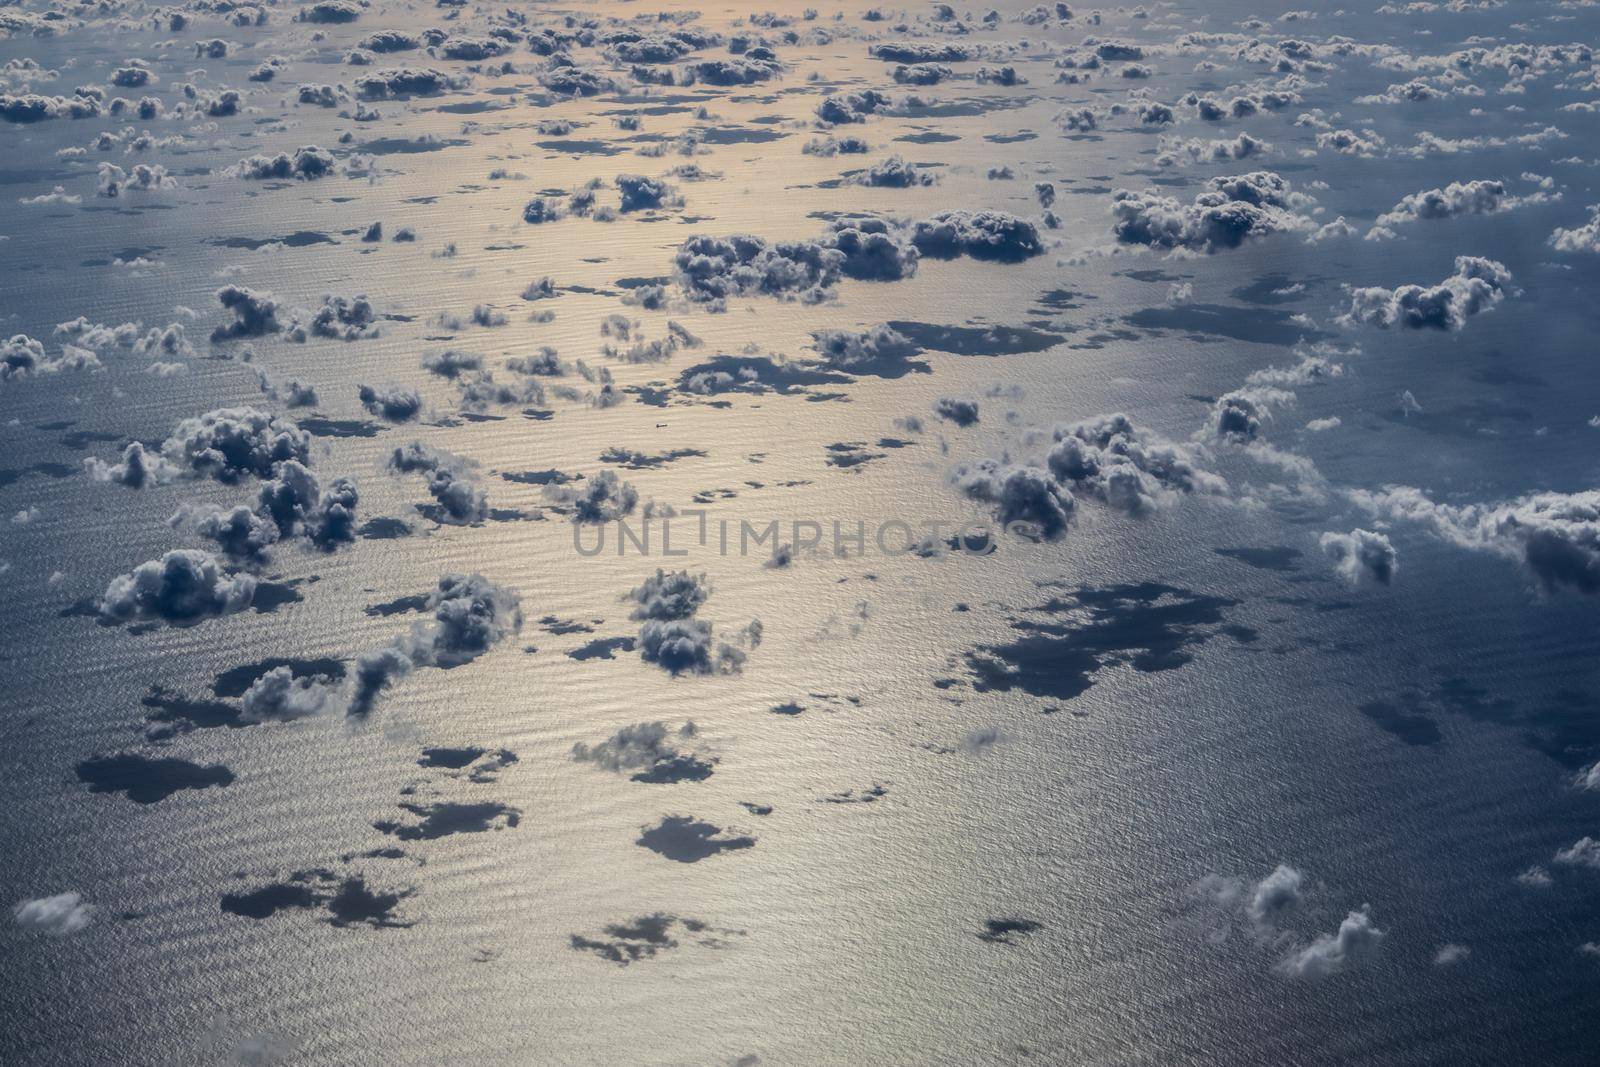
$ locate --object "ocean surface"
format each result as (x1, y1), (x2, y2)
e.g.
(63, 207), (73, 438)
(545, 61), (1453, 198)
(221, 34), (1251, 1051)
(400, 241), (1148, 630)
(2, 0), (1600, 1063)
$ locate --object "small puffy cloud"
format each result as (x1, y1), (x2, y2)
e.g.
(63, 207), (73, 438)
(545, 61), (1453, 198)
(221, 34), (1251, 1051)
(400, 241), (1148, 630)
(1320, 529), (1398, 585)
(1370, 179), (1551, 238)
(388, 442), (486, 523)
(230, 146), (337, 182)
(1340, 256), (1513, 331)
(910, 210), (1044, 262)
(349, 573), (522, 715)
(13, 892), (93, 935)
(359, 384), (423, 423)
(1551, 207), (1600, 253)
(97, 549), (257, 623)
(935, 396), (980, 426)
(625, 570), (710, 621)
(1248, 864), (1304, 925)
(354, 68), (464, 100)
(1280, 907), (1385, 978)
(241, 665), (341, 722)
(84, 441), (177, 488)
(548, 469), (638, 523)
(211, 286), (287, 342)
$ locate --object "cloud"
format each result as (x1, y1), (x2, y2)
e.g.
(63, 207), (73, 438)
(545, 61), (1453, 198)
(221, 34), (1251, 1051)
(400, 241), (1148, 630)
(808, 325), (921, 370)
(97, 549), (257, 623)
(935, 396), (980, 426)
(1320, 529), (1398, 585)
(12, 892), (94, 935)
(1369, 179), (1551, 237)
(1, 334), (101, 383)
(1551, 207), (1600, 253)
(210, 286), (287, 342)
(1280, 908), (1385, 978)
(354, 68), (464, 99)
(952, 462), (1074, 539)
(298, 0), (362, 22)
(84, 441), (177, 488)
(240, 665), (341, 722)
(1248, 864), (1304, 925)
(96, 162), (174, 197)
(616, 173), (680, 212)
(359, 385), (423, 422)
(310, 294), (379, 341)
(854, 155), (937, 187)
(1340, 256), (1514, 331)
(638, 617), (746, 675)
(816, 89), (893, 125)
(388, 442), (487, 523)
(1348, 485), (1600, 593)
(869, 42), (973, 63)
(1049, 413), (1225, 514)
(156, 406), (312, 483)
(0, 93), (101, 123)
(349, 573), (522, 715)
(625, 570), (710, 621)
(230, 146), (337, 181)
(571, 721), (712, 782)
(1154, 132), (1271, 167)
(678, 57), (782, 86)
(910, 210), (1044, 262)
(544, 469), (638, 524)
(1111, 172), (1314, 253)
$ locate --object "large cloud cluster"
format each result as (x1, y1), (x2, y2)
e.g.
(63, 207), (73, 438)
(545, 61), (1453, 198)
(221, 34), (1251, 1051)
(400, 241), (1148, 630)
(1047, 414), (1224, 515)
(674, 211), (1041, 308)
(1111, 171), (1314, 254)
(954, 413), (1222, 537)
(156, 407), (311, 484)
(1350, 486), (1600, 594)
(0, 93), (101, 123)
(672, 221), (911, 307)
(1339, 256), (1513, 331)
(174, 460), (358, 559)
